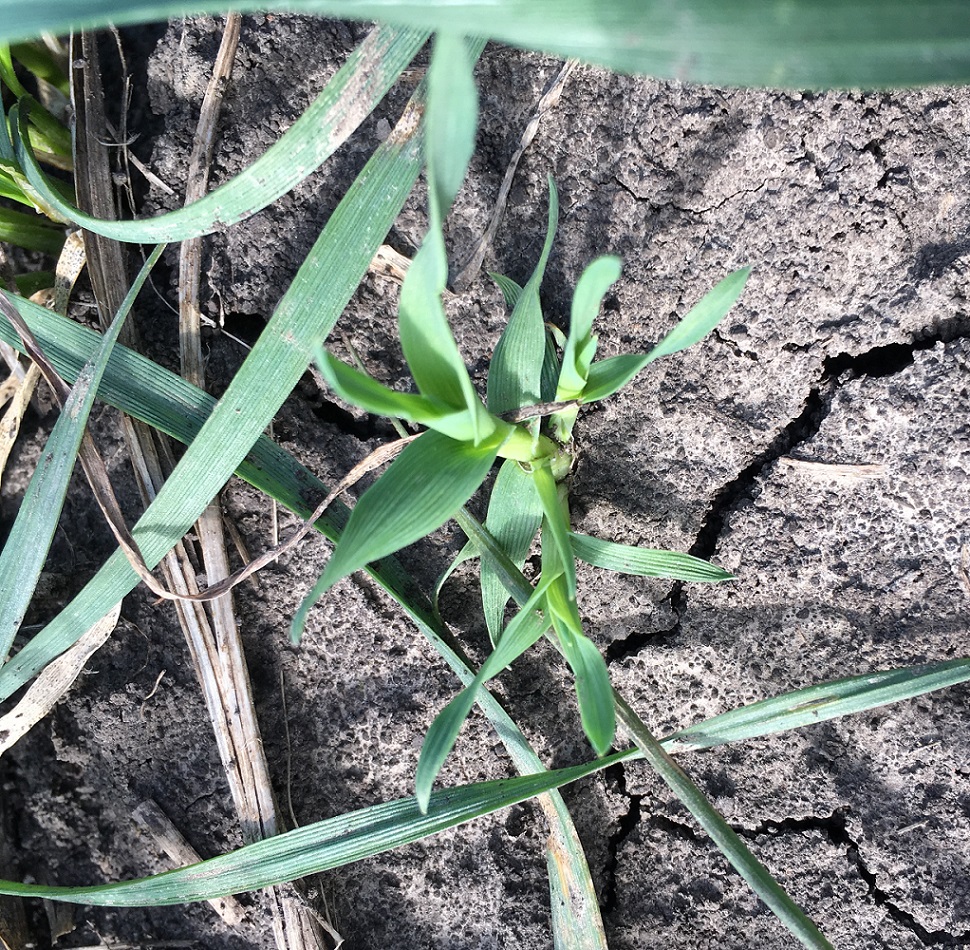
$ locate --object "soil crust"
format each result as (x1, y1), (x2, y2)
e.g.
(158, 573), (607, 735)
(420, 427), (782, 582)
(1, 14), (968, 949)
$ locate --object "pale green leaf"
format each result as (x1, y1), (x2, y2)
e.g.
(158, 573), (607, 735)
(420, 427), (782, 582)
(6, 2), (970, 89)
(555, 255), (621, 399)
(581, 267), (751, 403)
(397, 34), (487, 434)
(569, 532), (734, 582)
(487, 177), (558, 416)
(663, 659), (970, 754)
(316, 349), (480, 442)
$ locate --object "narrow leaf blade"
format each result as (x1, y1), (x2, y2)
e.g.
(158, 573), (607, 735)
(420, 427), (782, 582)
(556, 255), (621, 400)
(663, 659), (970, 753)
(0, 244), (163, 662)
(581, 267), (750, 404)
(481, 458), (543, 643)
(569, 532), (734, 582)
(487, 177), (558, 415)
(304, 429), (500, 609)
(8, 26), (428, 241)
(0, 748), (634, 906)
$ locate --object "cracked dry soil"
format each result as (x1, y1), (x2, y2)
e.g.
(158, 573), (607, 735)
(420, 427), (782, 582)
(1, 16), (969, 950)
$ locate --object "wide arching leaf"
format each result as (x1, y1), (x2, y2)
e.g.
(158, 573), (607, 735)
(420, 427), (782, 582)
(4, 2), (970, 89)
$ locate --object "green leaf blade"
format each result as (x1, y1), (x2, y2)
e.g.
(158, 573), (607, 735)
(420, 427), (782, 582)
(556, 255), (621, 400)
(481, 458), (544, 644)
(316, 349), (483, 441)
(0, 748), (633, 907)
(425, 32), (477, 220)
(663, 659), (970, 754)
(8, 26), (428, 241)
(569, 532), (734, 582)
(581, 267), (750, 404)
(0, 245), (164, 662)
(417, 581), (551, 811)
(487, 177), (558, 416)
(6, 2), (970, 89)
(303, 429), (500, 610)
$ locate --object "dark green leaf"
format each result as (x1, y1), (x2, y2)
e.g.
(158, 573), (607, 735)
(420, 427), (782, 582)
(0, 245), (164, 662)
(614, 693), (832, 949)
(489, 272), (522, 309)
(7, 27), (427, 240)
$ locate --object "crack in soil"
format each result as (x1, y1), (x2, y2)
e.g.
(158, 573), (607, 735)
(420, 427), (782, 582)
(609, 315), (970, 664)
(599, 762), (642, 916)
(740, 811), (970, 946)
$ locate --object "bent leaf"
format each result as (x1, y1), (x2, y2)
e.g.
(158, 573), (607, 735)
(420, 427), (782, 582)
(7, 26), (427, 241)
(397, 34), (487, 436)
(581, 267), (750, 403)
(316, 350), (482, 443)
(569, 532), (734, 582)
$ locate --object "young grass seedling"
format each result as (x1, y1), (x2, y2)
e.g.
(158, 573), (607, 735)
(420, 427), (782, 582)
(299, 26), (749, 817)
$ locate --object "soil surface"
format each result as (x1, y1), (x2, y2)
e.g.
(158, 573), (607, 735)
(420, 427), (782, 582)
(2, 14), (969, 950)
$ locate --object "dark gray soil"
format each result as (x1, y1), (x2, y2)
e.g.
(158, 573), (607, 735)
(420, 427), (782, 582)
(2, 14), (969, 950)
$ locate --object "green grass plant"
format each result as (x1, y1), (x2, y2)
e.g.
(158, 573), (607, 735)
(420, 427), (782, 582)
(0, 4), (968, 949)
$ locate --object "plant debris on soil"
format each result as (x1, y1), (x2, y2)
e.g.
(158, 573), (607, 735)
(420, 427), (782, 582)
(0, 15), (968, 950)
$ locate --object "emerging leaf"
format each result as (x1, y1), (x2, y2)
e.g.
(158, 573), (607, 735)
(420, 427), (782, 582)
(487, 177), (559, 418)
(551, 254), (621, 440)
(581, 266), (751, 404)
(556, 255), (621, 400)
(489, 272), (522, 309)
